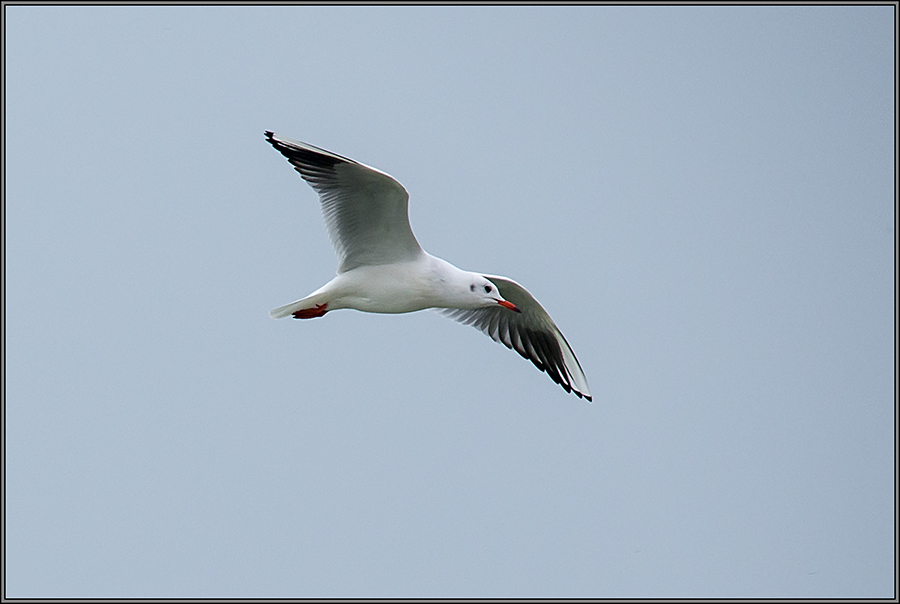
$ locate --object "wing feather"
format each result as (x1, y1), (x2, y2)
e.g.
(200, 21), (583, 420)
(439, 275), (592, 401)
(265, 131), (424, 273)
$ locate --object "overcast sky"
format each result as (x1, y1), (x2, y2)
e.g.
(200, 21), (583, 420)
(4, 5), (895, 599)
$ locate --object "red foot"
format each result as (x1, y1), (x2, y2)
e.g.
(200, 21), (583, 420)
(292, 303), (328, 319)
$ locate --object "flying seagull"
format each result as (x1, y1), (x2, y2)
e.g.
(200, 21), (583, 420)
(265, 131), (591, 401)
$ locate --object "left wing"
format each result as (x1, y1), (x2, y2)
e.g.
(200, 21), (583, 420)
(440, 275), (592, 401)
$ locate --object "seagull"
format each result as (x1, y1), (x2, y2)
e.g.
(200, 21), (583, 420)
(265, 131), (592, 401)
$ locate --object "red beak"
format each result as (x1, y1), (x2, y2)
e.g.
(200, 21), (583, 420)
(497, 299), (522, 313)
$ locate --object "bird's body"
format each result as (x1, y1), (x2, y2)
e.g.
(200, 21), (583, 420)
(270, 254), (488, 317)
(265, 131), (592, 401)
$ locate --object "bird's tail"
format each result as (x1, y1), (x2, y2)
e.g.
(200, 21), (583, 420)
(269, 289), (332, 319)
(271, 281), (335, 319)
(269, 299), (309, 319)
(269, 300), (303, 319)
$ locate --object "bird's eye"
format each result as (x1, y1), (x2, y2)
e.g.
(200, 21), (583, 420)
(470, 284), (476, 292)
(484, 285), (492, 293)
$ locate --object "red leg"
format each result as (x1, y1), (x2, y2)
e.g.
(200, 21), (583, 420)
(292, 303), (328, 319)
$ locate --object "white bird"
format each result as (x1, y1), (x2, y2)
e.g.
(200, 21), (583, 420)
(265, 131), (592, 401)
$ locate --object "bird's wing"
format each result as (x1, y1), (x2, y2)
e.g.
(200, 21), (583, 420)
(265, 131), (424, 273)
(439, 275), (592, 401)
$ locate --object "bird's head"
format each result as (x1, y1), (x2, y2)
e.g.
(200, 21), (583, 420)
(468, 276), (521, 313)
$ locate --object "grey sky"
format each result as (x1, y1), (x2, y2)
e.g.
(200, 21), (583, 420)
(4, 5), (895, 598)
